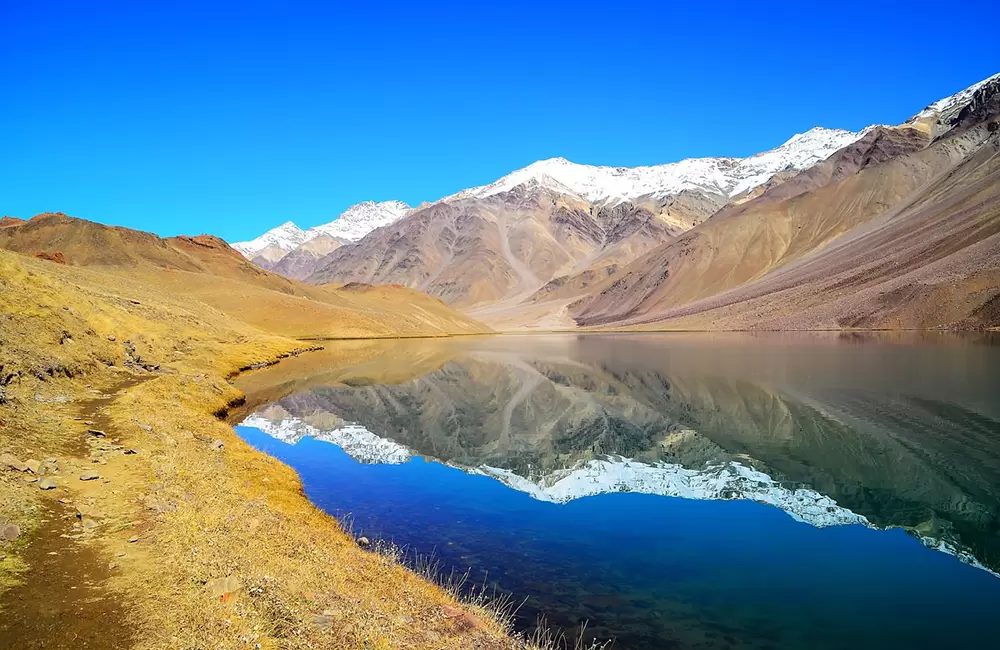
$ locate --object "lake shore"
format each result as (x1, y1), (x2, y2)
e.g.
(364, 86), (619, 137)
(0, 251), (529, 650)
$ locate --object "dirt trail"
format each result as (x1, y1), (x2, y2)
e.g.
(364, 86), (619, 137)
(0, 379), (145, 650)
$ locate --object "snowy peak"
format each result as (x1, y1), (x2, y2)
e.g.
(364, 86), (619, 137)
(230, 201), (410, 259)
(909, 72), (1000, 124)
(446, 126), (864, 205)
(231, 221), (309, 257)
(306, 200), (411, 242)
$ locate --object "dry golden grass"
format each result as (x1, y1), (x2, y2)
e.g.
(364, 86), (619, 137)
(0, 249), (574, 649)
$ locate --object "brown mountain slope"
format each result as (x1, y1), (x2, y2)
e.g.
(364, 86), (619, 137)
(571, 120), (1000, 330)
(0, 213), (490, 338)
(267, 233), (344, 280)
(306, 182), (685, 311)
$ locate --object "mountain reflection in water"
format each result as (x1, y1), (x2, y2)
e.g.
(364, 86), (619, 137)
(236, 333), (1000, 649)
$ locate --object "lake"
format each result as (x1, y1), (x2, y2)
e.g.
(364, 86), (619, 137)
(235, 332), (1000, 649)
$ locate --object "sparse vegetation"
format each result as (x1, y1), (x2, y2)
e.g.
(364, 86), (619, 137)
(0, 248), (586, 649)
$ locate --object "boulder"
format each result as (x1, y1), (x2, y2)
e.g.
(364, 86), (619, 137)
(38, 477), (57, 490)
(1, 454), (29, 473)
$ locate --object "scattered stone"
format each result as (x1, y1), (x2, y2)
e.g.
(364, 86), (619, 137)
(1, 454), (28, 472)
(0, 523), (20, 541)
(206, 576), (242, 600)
(356, 536), (371, 549)
(124, 448), (138, 455)
(38, 477), (57, 490)
(79, 471), (100, 481)
(312, 614), (335, 630)
(210, 439), (224, 451)
(128, 537), (139, 543)
(87, 429), (107, 438)
(107, 335), (117, 342)
(24, 459), (41, 474)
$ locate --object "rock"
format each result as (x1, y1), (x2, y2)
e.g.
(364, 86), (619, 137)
(0, 523), (20, 541)
(107, 335), (117, 342)
(24, 459), (41, 474)
(312, 614), (335, 630)
(128, 537), (139, 543)
(87, 429), (107, 438)
(81, 518), (99, 532)
(1, 454), (28, 472)
(356, 536), (371, 549)
(210, 439), (224, 451)
(206, 576), (242, 600)
(79, 471), (100, 481)
(38, 477), (57, 490)
(123, 448), (138, 455)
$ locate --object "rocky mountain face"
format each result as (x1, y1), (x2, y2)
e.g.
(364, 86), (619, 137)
(236, 72), (999, 330)
(303, 129), (860, 315)
(570, 75), (1000, 330)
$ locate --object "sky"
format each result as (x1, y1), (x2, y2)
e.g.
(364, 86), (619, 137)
(2, 1), (997, 242)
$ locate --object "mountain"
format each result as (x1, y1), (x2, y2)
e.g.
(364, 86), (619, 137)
(305, 128), (860, 316)
(570, 74), (1000, 330)
(266, 233), (344, 280)
(446, 127), (864, 204)
(231, 200), (410, 260)
(0, 212), (490, 340)
(303, 200), (410, 241)
(232, 221), (309, 258)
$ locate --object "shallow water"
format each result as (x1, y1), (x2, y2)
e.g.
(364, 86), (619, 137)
(236, 332), (1000, 649)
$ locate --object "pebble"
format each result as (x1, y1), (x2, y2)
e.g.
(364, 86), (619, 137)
(128, 537), (139, 543)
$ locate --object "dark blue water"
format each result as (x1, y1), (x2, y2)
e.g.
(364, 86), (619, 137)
(236, 427), (1000, 650)
(235, 333), (1000, 649)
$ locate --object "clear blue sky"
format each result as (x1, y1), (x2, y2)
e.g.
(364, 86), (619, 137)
(2, 1), (997, 241)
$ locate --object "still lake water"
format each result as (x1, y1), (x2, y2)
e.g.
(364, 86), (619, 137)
(236, 333), (1000, 649)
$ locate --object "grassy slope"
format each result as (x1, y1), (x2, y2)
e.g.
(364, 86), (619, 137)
(0, 248), (526, 650)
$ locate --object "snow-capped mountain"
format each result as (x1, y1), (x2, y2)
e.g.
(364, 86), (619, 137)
(446, 127), (865, 205)
(909, 72), (1000, 124)
(231, 200), (411, 259)
(304, 200), (411, 241)
(231, 221), (310, 257)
